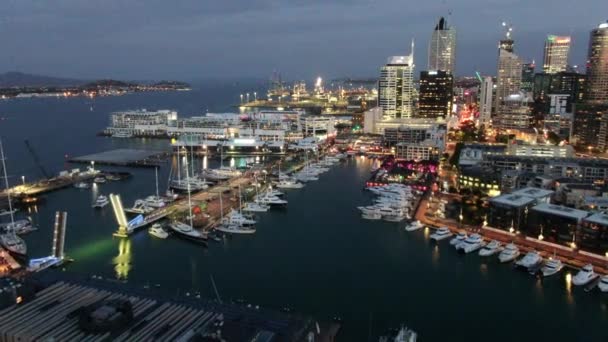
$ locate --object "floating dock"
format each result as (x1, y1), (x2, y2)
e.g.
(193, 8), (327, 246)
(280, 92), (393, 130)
(69, 149), (169, 168)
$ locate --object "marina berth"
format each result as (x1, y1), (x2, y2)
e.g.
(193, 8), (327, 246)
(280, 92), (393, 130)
(572, 264), (598, 286)
(478, 240), (502, 257)
(457, 233), (485, 253)
(541, 258), (564, 277)
(430, 227), (452, 241)
(498, 243), (520, 263)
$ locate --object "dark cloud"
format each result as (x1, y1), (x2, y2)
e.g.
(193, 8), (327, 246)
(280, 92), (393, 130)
(0, 0), (606, 80)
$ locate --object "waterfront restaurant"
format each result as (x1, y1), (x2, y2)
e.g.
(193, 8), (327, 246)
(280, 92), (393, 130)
(579, 213), (608, 254)
(527, 203), (589, 248)
(488, 194), (536, 232)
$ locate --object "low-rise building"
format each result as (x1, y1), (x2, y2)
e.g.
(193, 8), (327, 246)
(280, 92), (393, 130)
(458, 166), (501, 196)
(488, 194), (537, 232)
(459, 143), (507, 167)
(579, 213), (608, 253)
(527, 203), (588, 247)
(106, 109), (177, 136)
(506, 143), (574, 158)
(395, 141), (441, 161)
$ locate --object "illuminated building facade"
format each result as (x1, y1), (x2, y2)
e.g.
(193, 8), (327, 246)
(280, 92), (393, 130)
(379, 48), (415, 120)
(494, 43), (522, 116)
(418, 70), (453, 119)
(428, 17), (456, 74)
(543, 35), (571, 74)
(586, 22), (608, 104)
(478, 76), (494, 127)
(521, 62), (535, 92)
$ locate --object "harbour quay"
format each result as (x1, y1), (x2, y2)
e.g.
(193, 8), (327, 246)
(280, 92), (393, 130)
(69, 148), (170, 168)
(0, 271), (337, 342)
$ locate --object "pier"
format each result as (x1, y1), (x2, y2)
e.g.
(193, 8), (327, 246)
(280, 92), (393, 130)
(69, 148), (169, 168)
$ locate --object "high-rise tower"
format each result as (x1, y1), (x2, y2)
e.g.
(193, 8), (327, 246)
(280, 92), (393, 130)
(586, 22), (608, 104)
(378, 41), (415, 120)
(428, 17), (456, 74)
(543, 35), (571, 74)
(494, 23), (522, 118)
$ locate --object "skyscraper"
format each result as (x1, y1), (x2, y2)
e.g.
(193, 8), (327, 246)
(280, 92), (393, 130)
(521, 62), (535, 92)
(543, 35), (571, 74)
(479, 76), (494, 127)
(494, 41), (522, 116)
(428, 17), (456, 74)
(586, 22), (608, 104)
(418, 70), (453, 119)
(378, 44), (415, 120)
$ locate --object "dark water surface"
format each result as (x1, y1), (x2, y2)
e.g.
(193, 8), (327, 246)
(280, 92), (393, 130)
(1, 84), (606, 341)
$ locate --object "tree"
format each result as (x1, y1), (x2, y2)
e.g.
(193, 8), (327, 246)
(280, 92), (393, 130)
(546, 131), (561, 145)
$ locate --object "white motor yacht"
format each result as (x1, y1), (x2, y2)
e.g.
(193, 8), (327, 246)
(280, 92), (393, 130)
(264, 188), (284, 197)
(598, 276), (608, 292)
(362, 211), (382, 220)
(73, 182), (90, 189)
(515, 250), (543, 269)
(125, 200), (155, 215)
(295, 173), (319, 182)
(92, 195), (109, 208)
(144, 195), (166, 208)
(1, 219), (36, 235)
(458, 233), (485, 253)
(275, 178), (304, 189)
(450, 231), (467, 247)
(498, 243), (520, 263)
(223, 209), (256, 226)
(242, 202), (270, 213)
(255, 194), (287, 206)
(0, 232), (27, 256)
(148, 223), (168, 239)
(430, 227), (452, 241)
(93, 177), (106, 184)
(170, 178), (209, 192)
(377, 207), (406, 222)
(215, 223), (256, 234)
(168, 221), (207, 243)
(405, 220), (424, 232)
(478, 240), (502, 257)
(572, 264), (599, 286)
(541, 258), (564, 277)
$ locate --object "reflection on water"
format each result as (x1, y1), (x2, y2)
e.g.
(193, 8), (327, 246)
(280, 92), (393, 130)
(564, 272), (574, 305)
(91, 183), (99, 203)
(423, 226), (430, 240)
(190, 257), (199, 291)
(479, 263), (488, 277)
(230, 157), (235, 168)
(534, 277), (544, 298)
(431, 244), (440, 267)
(113, 238), (132, 280)
(203, 156), (208, 170)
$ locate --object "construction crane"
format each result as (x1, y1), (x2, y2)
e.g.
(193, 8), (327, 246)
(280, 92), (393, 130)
(24, 139), (50, 179)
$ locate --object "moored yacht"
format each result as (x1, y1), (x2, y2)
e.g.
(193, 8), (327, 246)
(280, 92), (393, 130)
(0, 140), (27, 257)
(515, 250), (543, 269)
(405, 220), (424, 232)
(125, 200), (155, 215)
(572, 264), (599, 286)
(1, 219), (36, 235)
(223, 209), (256, 226)
(168, 221), (207, 243)
(541, 258), (564, 277)
(450, 231), (467, 247)
(215, 223), (256, 234)
(429, 227), (452, 241)
(275, 178), (304, 189)
(93, 176), (106, 184)
(457, 233), (485, 253)
(74, 182), (90, 189)
(148, 223), (168, 239)
(92, 195), (109, 208)
(255, 194), (287, 206)
(598, 275), (608, 292)
(242, 202), (270, 212)
(498, 243), (520, 263)
(362, 209), (382, 220)
(478, 240), (502, 257)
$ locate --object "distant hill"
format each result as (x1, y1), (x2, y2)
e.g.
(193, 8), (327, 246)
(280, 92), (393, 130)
(0, 72), (85, 88)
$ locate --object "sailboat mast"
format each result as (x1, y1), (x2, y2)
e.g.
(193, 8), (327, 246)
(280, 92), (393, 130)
(177, 147), (182, 183)
(155, 166), (159, 198)
(185, 152), (194, 228)
(238, 184), (242, 214)
(0, 139), (15, 224)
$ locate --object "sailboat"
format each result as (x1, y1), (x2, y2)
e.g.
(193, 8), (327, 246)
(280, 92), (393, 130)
(215, 189), (256, 234)
(168, 155), (207, 244)
(0, 139), (27, 256)
(170, 147), (208, 192)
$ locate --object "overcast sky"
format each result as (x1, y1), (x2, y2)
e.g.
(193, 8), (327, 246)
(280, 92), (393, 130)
(1, 0), (606, 81)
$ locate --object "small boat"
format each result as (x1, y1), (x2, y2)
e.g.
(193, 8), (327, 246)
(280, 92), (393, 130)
(498, 243), (520, 263)
(106, 174), (121, 181)
(541, 258), (564, 277)
(450, 231), (467, 247)
(478, 240), (502, 257)
(515, 250), (543, 269)
(264, 188), (284, 197)
(125, 200), (155, 215)
(405, 220), (424, 232)
(1, 219), (36, 235)
(223, 209), (256, 226)
(211, 234), (222, 242)
(0, 232), (27, 256)
(93, 177), (106, 184)
(0, 208), (18, 217)
(572, 264), (599, 286)
(242, 202), (270, 213)
(255, 194), (287, 206)
(457, 233), (485, 253)
(112, 131), (133, 138)
(215, 223), (256, 234)
(429, 227), (452, 241)
(73, 182), (90, 189)
(92, 195), (109, 208)
(168, 221), (207, 243)
(148, 223), (168, 239)
(598, 275), (608, 292)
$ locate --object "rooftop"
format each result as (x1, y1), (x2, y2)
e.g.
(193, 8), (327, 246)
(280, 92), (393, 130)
(490, 194), (536, 207)
(531, 203), (589, 220)
(584, 212), (608, 226)
(511, 187), (554, 199)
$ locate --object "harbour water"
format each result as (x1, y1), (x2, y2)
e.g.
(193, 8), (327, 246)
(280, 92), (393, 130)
(1, 83), (608, 341)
